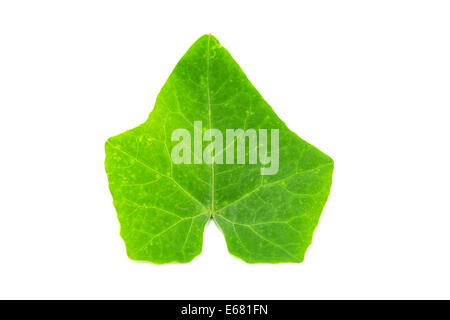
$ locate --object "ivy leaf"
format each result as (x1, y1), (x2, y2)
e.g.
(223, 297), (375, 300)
(105, 35), (333, 264)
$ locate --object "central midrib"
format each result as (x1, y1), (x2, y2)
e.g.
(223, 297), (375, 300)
(206, 35), (214, 217)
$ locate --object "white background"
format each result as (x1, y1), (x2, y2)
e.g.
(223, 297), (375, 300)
(0, 1), (449, 299)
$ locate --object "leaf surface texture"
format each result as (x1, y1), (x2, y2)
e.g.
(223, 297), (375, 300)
(105, 35), (333, 263)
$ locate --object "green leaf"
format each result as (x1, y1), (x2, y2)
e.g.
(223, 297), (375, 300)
(105, 35), (333, 264)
